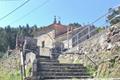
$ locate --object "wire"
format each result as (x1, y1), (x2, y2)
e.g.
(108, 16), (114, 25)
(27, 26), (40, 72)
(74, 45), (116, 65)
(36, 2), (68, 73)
(91, 5), (119, 25)
(0, 0), (20, 1)
(91, 12), (109, 24)
(10, 0), (50, 25)
(0, 0), (30, 21)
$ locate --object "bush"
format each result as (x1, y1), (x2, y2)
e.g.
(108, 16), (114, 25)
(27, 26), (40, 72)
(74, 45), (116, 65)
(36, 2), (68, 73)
(0, 52), (5, 58)
(86, 65), (97, 76)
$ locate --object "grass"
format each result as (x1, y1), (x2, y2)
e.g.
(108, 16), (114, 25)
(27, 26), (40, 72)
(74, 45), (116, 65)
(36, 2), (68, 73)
(26, 64), (32, 77)
(0, 69), (21, 80)
(86, 65), (97, 77)
(0, 64), (33, 80)
(0, 51), (21, 80)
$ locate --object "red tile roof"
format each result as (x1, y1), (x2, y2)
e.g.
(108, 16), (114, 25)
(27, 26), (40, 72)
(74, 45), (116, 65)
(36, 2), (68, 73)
(49, 23), (67, 36)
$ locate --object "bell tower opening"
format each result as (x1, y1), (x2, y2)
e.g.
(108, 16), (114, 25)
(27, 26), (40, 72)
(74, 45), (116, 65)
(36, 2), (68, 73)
(53, 16), (57, 24)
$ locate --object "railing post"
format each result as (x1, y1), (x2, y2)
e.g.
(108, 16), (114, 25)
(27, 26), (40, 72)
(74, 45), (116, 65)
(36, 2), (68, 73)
(84, 52), (86, 66)
(77, 34), (79, 50)
(67, 27), (70, 49)
(61, 44), (62, 53)
(88, 26), (91, 38)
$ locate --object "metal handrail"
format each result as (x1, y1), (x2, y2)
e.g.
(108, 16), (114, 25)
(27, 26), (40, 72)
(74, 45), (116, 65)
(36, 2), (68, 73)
(72, 28), (97, 46)
(65, 27), (99, 68)
(71, 26), (89, 39)
(83, 52), (98, 68)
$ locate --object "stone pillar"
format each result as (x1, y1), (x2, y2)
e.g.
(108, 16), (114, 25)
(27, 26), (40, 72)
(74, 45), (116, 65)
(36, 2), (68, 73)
(32, 46), (40, 80)
(20, 51), (24, 80)
(32, 59), (38, 80)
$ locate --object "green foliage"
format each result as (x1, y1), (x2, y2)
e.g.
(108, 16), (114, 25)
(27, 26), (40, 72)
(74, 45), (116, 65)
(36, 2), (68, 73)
(86, 65), (97, 77)
(109, 58), (115, 67)
(0, 24), (40, 57)
(115, 46), (120, 52)
(107, 6), (120, 25)
(0, 28), (8, 52)
(0, 52), (5, 58)
(0, 70), (21, 80)
(96, 27), (104, 33)
(26, 64), (32, 77)
(69, 23), (81, 27)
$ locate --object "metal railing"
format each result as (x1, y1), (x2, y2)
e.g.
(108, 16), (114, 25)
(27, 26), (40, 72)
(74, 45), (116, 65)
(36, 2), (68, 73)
(72, 27), (97, 47)
(65, 26), (106, 68)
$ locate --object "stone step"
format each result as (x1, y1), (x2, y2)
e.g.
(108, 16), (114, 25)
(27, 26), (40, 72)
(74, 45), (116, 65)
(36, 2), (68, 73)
(39, 72), (89, 76)
(39, 64), (85, 67)
(39, 63), (84, 66)
(39, 60), (59, 63)
(45, 78), (90, 80)
(39, 60), (59, 62)
(39, 62), (59, 64)
(39, 66), (86, 70)
(39, 57), (55, 59)
(39, 75), (91, 79)
(39, 66), (86, 69)
(39, 69), (86, 72)
(39, 59), (52, 61)
(39, 56), (50, 59)
(38, 69), (86, 73)
(32, 56), (91, 79)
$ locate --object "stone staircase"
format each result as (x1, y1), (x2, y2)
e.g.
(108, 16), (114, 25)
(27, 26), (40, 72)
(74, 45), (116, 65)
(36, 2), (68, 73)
(32, 56), (92, 80)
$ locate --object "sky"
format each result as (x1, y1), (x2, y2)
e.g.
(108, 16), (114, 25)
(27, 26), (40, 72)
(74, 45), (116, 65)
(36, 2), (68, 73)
(0, 0), (120, 27)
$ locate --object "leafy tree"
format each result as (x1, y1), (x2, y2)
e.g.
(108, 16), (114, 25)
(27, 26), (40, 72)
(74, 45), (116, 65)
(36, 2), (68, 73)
(69, 23), (81, 27)
(0, 28), (8, 52)
(107, 6), (120, 25)
(0, 24), (40, 57)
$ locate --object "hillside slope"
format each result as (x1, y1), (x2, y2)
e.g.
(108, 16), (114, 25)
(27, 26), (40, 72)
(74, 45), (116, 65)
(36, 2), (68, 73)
(0, 50), (21, 80)
(59, 23), (120, 78)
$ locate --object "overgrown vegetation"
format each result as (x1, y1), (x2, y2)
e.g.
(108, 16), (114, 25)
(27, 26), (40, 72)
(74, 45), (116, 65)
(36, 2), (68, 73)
(0, 52), (5, 58)
(0, 24), (42, 57)
(107, 6), (120, 25)
(86, 65), (97, 77)
(0, 69), (21, 80)
(69, 23), (82, 28)
(96, 27), (105, 33)
(0, 23), (83, 58)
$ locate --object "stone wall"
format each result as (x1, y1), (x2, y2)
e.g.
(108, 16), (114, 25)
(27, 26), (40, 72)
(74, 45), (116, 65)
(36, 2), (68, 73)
(35, 30), (55, 56)
(63, 38), (72, 49)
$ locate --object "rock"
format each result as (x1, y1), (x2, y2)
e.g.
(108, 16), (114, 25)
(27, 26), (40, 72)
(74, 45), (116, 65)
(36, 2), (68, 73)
(97, 62), (110, 78)
(107, 43), (112, 50)
(111, 34), (120, 43)
(60, 22), (120, 78)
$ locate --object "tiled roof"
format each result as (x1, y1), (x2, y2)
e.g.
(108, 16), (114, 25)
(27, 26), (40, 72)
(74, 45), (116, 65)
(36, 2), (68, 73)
(49, 23), (67, 36)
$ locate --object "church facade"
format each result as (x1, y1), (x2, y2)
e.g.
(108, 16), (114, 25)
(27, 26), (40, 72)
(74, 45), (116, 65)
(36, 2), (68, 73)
(34, 17), (97, 57)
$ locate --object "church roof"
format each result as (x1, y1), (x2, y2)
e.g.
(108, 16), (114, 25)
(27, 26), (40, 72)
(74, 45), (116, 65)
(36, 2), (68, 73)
(49, 23), (67, 36)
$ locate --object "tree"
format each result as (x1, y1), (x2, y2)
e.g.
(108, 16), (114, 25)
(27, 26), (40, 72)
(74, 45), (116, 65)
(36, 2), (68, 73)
(107, 6), (120, 25)
(69, 23), (81, 27)
(0, 28), (8, 52)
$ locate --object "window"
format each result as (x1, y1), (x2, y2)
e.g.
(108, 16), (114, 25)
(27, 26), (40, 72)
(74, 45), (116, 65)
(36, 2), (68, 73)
(42, 41), (45, 48)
